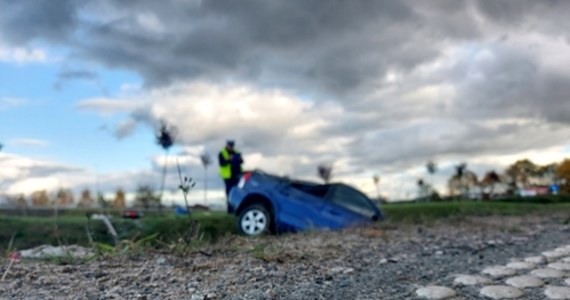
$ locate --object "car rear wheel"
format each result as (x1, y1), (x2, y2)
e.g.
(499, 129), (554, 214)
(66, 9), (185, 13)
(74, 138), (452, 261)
(238, 205), (270, 236)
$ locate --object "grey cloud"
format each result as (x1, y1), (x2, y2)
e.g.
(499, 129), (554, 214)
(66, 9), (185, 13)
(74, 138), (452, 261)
(53, 69), (104, 92)
(114, 119), (138, 139)
(26, 164), (84, 177)
(0, 161), (85, 192)
(0, 0), (436, 97)
(347, 120), (570, 174)
(4, 0), (570, 196)
(57, 70), (97, 81)
(3, 0), (570, 101)
(111, 107), (167, 140)
(445, 45), (570, 124)
(0, 0), (80, 44)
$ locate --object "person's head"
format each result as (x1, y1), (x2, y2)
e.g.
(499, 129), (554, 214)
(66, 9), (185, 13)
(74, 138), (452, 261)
(226, 140), (235, 150)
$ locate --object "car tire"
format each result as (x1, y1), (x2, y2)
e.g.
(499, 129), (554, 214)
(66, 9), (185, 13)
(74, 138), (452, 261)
(237, 204), (271, 236)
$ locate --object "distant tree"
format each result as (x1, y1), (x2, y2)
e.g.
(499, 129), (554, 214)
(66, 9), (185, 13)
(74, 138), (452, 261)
(134, 185), (160, 209)
(16, 194), (27, 207)
(417, 178), (436, 201)
(480, 170), (501, 198)
(555, 159), (570, 194)
(113, 188), (126, 209)
(54, 188), (74, 206)
(317, 164), (333, 184)
(417, 178), (426, 199)
(506, 159), (539, 188)
(97, 192), (111, 209)
(456, 163), (466, 177)
(447, 163), (479, 199)
(31, 190), (50, 206)
(426, 161), (437, 175)
(16, 194), (28, 216)
(537, 163), (558, 185)
(155, 120), (178, 203)
(77, 189), (95, 207)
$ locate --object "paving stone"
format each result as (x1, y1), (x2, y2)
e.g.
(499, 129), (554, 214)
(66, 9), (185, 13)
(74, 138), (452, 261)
(544, 251), (568, 260)
(549, 262), (570, 271)
(554, 246), (570, 256)
(506, 261), (536, 270)
(415, 286), (457, 299)
(561, 257), (570, 263)
(453, 275), (493, 286)
(525, 256), (546, 264)
(565, 278), (570, 286)
(505, 275), (544, 288)
(480, 285), (523, 299)
(531, 268), (566, 278)
(482, 266), (517, 278)
(544, 286), (570, 299)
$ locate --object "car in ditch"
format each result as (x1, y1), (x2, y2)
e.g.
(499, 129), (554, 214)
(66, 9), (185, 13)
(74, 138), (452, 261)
(228, 170), (384, 236)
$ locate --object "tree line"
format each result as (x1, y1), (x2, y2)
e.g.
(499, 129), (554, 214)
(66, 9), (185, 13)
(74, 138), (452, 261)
(416, 158), (570, 201)
(2, 185), (165, 209)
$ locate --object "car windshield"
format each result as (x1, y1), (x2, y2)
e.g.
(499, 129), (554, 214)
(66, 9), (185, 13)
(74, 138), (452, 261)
(326, 185), (377, 218)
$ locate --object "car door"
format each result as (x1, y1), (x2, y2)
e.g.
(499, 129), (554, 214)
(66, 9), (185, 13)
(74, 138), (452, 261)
(320, 185), (378, 229)
(275, 183), (330, 231)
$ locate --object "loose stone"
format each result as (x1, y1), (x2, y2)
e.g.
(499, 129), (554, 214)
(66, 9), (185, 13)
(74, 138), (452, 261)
(544, 286), (570, 300)
(453, 275), (493, 286)
(416, 286), (457, 299)
(506, 262), (535, 270)
(480, 285), (523, 299)
(548, 262), (570, 271)
(482, 266), (517, 278)
(505, 275), (544, 288)
(531, 268), (566, 278)
(544, 251), (567, 260)
(554, 247), (570, 256)
(525, 256), (546, 264)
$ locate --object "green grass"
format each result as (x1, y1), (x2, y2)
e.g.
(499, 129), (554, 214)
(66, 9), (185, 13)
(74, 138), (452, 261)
(3, 199), (570, 251)
(381, 201), (570, 223)
(0, 212), (236, 251)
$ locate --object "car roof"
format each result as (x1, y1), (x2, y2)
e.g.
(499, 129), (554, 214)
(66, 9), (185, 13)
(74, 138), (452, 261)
(251, 169), (358, 189)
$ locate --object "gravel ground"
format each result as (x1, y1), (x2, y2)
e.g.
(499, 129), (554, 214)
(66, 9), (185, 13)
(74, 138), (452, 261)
(1, 213), (569, 300)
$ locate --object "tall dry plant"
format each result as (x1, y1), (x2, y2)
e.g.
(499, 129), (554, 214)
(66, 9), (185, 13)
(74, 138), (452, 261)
(317, 164), (333, 184)
(372, 175), (381, 201)
(155, 120), (178, 203)
(200, 152), (212, 205)
(425, 160), (438, 201)
(176, 158), (196, 217)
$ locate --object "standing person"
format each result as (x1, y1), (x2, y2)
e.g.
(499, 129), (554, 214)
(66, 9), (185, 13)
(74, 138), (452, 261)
(219, 140), (243, 211)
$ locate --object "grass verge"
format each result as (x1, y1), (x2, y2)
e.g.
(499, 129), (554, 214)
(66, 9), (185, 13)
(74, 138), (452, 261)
(3, 200), (570, 251)
(0, 211), (236, 251)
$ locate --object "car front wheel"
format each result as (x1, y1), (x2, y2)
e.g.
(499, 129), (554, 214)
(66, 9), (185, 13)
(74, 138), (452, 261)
(238, 205), (270, 236)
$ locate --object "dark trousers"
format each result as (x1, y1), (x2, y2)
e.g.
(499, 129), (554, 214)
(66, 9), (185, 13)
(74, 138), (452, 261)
(224, 177), (240, 213)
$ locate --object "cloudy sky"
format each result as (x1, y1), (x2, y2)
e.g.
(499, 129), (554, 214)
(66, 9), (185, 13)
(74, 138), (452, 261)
(2, 0), (570, 204)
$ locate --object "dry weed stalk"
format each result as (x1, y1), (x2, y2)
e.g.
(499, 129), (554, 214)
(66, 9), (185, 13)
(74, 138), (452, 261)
(1, 252), (20, 281)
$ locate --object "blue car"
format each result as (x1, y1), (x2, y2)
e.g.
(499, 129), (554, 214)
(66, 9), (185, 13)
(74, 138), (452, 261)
(228, 170), (384, 236)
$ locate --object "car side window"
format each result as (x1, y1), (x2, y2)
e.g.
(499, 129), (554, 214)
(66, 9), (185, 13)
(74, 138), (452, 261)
(326, 185), (377, 218)
(290, 183), (329, 198)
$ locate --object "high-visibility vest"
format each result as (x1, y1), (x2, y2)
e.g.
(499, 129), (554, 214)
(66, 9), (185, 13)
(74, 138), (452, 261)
(219, 148), (241, 179)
